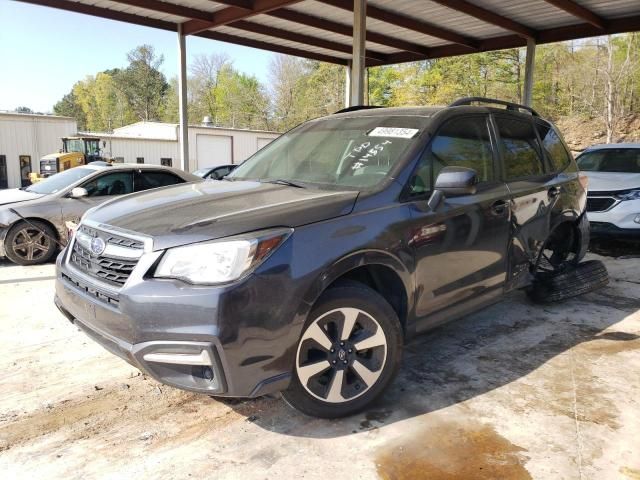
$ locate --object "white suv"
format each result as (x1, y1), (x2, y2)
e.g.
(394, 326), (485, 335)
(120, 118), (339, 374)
(577, 143), (640, 238)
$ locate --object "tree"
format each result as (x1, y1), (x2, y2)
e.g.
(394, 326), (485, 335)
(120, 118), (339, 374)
(15, 106), (33, 113)
(601, 34), (639, 142)
(54, 91), (86, 129)
(117, 45), (169, 121)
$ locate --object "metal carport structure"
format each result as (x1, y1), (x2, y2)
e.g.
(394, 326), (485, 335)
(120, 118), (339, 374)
(14, 0), (640, 171)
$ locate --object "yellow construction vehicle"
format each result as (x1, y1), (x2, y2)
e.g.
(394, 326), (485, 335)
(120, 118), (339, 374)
(30, 136), (105, 183)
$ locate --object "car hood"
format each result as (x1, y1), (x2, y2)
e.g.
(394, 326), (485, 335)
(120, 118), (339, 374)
(585, 172), (640, 192)
(87, 180), (359, 250)
(0, 188), (45, 206)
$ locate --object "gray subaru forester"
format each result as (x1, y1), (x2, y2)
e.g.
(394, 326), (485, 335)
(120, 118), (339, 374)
(55, 98), (591, 418)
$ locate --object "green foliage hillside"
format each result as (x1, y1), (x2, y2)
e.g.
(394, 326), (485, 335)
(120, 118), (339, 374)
(54, 34), (639, 146)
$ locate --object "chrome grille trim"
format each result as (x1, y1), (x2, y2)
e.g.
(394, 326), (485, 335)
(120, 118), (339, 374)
(65, 220), (153, 291)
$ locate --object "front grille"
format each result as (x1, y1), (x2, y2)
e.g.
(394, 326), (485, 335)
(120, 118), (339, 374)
(587, 197), (616, 212)
(70, 243), (137, 286)
(62, 272), (120, 307)
(69, 225), (143, 287)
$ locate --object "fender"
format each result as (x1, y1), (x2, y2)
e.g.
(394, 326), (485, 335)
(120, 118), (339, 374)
(298, 248), (414, 328)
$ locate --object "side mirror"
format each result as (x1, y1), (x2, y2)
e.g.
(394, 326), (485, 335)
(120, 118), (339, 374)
(69, 187), (88, 199)
(427, 166), (478, 210)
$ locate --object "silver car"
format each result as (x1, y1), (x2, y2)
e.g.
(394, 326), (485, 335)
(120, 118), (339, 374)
(0, 163), (200, 265)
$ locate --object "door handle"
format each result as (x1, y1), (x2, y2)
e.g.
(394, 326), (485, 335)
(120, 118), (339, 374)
(491, 200), (508, 215)
(548, 186), (560, 198)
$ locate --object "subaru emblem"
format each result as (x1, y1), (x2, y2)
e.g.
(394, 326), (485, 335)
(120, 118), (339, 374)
(90, 237), (106, 256)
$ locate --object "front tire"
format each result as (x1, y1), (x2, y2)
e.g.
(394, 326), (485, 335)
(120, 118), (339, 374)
(282, 283), (402, 418)
(4, 220), (57, 266)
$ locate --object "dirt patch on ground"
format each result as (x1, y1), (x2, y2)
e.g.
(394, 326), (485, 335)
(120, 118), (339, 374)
(376, 419), (531, 480)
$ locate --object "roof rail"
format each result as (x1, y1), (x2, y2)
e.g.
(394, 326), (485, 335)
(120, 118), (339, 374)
(449, 97), (540, 117)
(334, 105), (383, 114)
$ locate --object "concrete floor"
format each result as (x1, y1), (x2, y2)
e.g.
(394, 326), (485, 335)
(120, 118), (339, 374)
(0, 250), (638, 480)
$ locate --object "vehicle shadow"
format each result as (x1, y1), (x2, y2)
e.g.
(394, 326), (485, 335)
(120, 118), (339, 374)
(589, 238), (640, 258)
(224, 255), (639, 438)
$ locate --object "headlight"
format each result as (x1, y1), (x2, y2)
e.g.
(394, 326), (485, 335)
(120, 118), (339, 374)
(154, 228), (292, 285)
(614, 189), (640, 201)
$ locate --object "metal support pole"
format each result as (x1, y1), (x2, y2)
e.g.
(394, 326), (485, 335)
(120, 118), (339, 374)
(350, 0), (366, 106)
(344, 61), (352, 108)
(177, 23), (190, 172)
(523, 38), (536, 107)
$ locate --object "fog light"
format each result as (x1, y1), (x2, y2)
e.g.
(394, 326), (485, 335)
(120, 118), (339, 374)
(634, 215), (640, 224)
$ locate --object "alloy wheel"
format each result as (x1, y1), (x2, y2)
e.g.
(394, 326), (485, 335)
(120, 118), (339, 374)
(295, 307), (387, 403)
(12, 227), (51, 262)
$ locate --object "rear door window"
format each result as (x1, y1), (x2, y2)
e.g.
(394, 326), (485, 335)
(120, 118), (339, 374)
(495, 116), (545, 179)
(535, 121), (571, 172)
(136, 171), (184, 191)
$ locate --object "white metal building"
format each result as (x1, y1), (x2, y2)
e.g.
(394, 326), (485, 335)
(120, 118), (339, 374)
(89, 121), (279, 171)
(0, 114), (280, 189)
(0, 112), (77, 189)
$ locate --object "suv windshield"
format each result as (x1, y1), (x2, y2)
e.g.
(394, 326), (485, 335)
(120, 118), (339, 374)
(577, 148), (640, 173)
(228, 115), (430, 189)
(26, 167), (96, 194)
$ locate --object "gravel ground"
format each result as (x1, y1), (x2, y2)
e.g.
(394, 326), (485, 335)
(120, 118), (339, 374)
(0, 250), (638, 480)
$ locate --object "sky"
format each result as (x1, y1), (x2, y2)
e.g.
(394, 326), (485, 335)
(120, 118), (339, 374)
(0, 1), (275, 113)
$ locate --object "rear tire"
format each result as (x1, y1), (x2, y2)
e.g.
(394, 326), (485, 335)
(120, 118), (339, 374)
(527, 260), (608, 303)
(4, 220), (57, 266)
(282, 283), (402, 418)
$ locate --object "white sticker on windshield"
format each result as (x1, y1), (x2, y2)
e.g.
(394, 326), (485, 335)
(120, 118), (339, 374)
(368, 127), (419, 139)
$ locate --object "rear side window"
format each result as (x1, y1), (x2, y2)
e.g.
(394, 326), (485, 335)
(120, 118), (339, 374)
(495, 116), (545, 179)
(136, 171), (183, 191)
(535, 121), (571, 172)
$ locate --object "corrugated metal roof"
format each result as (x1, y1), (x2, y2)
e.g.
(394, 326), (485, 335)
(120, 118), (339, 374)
(15, 0), (640, 65)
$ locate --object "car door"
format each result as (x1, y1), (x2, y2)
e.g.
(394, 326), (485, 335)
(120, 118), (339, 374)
(60, 170), (134, 226)
(406, 114), (511, 331)
(492, 114), (556, 288)
(134, 170), (185, 192)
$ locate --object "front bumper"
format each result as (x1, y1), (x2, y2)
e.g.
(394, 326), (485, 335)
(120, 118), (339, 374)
(55, 232), (303, 398)
(55, 293), (227, 393)
(0, 227), (7, 257)
(587, 198), (640, 233)
(588, 222), (640, 239)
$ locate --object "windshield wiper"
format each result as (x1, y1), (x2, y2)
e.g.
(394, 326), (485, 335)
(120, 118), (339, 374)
(261, 179), (306, 189)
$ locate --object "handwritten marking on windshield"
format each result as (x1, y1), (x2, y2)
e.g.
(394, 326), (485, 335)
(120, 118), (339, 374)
(343, 140), (393, 171)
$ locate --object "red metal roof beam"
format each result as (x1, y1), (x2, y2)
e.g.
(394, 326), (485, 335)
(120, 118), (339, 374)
(541, 0), (607, 29)
(429, 0), (537, 40)
(108, 0), (214, 22)
(321, 0), (478, 50)
(230, 20), (389, 61)
(182, 0), (304, 35)
(267, 8), (434, 57)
